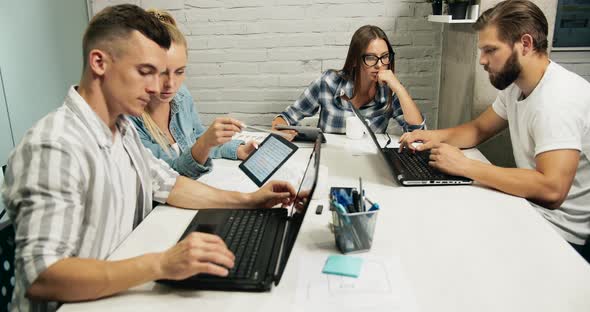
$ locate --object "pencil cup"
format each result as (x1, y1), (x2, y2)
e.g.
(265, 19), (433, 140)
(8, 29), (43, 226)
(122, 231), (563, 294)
(331, 209), (378, 254)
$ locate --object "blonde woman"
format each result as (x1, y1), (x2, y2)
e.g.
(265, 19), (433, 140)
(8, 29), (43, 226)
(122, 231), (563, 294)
(130, 9), (257, 179)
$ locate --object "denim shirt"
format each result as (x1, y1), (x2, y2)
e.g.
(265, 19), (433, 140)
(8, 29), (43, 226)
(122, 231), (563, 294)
(279, 70), (425, 134)
(130, 85), (243, 179)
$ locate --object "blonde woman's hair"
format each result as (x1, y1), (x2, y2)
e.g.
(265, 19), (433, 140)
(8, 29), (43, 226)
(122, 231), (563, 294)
(143, 115), (174, 155)
(146, 9), (187, 49)
(141, 9), (188, 155)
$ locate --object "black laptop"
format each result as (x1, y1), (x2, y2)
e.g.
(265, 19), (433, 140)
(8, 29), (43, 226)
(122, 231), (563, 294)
(350, 105), (472, 186)
(157, 137), (321, 291)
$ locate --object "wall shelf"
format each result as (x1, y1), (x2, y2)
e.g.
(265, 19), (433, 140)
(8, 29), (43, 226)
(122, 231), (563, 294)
(428, 15), (475, 24)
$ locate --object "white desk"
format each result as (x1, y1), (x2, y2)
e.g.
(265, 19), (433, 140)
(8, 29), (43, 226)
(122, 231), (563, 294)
(60, 134), (590, 312)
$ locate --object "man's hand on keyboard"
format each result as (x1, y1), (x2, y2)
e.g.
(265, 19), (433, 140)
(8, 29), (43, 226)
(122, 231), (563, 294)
(158, 232), (236, 280)
(250, 180), (296, 208)
(293, 189), (311, 213)
(398, 130), (441, 152)
(428, 143), (471, 177)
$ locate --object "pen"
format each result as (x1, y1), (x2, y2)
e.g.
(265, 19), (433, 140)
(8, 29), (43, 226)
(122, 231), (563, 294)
(336, 189), (353, 207)
(358, 177), (365, 212)
(333, 189), (356, 214)
(364, 196), (380, 211)
(332, 200), (351, 224)
(333, 200), (361, 251)
(241, 123), (294, 139)
(351, 190), (360, 213)
(333, 200), (364, 249)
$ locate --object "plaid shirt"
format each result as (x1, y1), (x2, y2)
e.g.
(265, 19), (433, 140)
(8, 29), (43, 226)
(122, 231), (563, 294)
(279, 70), (425, 134)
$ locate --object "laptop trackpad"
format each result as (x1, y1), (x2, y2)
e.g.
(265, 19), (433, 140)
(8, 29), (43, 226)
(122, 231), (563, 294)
(192, 210), (229, 234)
(195, 223), (218, 234)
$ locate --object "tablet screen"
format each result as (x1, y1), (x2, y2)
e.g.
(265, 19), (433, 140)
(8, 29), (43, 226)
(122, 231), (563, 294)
(239, 134), (298, 186)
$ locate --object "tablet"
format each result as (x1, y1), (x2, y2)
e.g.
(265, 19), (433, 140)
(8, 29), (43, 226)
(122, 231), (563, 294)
(239, 134), (299, 187)
(274, 125), (326, 143)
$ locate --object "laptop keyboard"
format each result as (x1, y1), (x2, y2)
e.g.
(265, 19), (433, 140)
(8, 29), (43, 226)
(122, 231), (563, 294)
(218, 209), (271, 279)
(385, 148), (446, 180)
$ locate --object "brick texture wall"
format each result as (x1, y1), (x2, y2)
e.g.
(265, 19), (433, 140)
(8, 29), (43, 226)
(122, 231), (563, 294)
(91, 0), (442, 130)
(552, 51), (590, 83)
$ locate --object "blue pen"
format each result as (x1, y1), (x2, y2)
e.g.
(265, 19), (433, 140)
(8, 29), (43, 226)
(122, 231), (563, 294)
(364, 196), (380, 211)
(332, 200), (360, 250)
(337, 189), (353, 206)
(332, 190), (351, 210)
(336, 189), (356, 212)
(332, 200), (351, 224)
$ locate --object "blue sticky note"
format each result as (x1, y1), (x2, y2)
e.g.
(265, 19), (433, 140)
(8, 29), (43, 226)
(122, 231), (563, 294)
(322, 255), (363, 278)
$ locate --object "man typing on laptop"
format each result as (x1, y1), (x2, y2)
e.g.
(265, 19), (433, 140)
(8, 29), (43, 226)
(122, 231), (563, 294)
(1, 5), (295, 312)
(159, 137), (321, 291)
(398, 0), (590, 261)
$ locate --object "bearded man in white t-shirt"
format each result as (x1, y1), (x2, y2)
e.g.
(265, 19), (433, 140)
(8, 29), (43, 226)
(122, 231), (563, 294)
(399, 0), (590, 262)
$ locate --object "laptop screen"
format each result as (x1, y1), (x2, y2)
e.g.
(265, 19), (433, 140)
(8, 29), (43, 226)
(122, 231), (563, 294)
(274, 136), (321, 284)
(350, 104), (385, 150)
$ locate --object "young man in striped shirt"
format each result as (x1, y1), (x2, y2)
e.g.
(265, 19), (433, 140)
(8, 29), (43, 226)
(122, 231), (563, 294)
(1, 5), (295, 311)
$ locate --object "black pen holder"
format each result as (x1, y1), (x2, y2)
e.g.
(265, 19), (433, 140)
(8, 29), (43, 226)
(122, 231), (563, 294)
(330, 187), (378, 254)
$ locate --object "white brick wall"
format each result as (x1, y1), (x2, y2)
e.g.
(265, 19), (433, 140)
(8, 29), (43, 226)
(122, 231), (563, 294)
(551, 51), (590, 83)
(90, 0), (442, 129)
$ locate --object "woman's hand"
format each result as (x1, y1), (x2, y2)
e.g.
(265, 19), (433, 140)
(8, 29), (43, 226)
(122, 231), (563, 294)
(237, 141), (258, 160)
(271, 117), (297, 141)
(192, 117), (244, 165)
(377, 70), (403, 93)
(199, 117), (244, 149)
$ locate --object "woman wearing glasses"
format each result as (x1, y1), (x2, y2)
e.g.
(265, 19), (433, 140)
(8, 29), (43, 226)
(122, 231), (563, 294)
(272, 25), (425, 135)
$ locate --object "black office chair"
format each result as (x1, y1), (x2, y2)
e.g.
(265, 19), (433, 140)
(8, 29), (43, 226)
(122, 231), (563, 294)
(0, 215), (15, 312)
(1, 164), (16, 312)
(582, 236), (590, 264)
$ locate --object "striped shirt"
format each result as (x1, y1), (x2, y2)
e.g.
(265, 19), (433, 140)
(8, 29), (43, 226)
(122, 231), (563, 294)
(1, 86), (179, 312)
(279, 70), (426, 134)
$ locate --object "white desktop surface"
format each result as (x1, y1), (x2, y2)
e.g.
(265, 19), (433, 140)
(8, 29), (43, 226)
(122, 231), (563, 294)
(59, 134), (590, 312)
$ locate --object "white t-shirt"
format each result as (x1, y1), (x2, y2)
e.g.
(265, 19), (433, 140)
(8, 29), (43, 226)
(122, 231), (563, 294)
(110, 130), (139, 241)
(492, 61), (590, 244)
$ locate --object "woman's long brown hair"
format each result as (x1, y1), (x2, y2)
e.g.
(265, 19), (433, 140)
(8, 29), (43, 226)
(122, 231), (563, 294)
(340, 25), (395, 108)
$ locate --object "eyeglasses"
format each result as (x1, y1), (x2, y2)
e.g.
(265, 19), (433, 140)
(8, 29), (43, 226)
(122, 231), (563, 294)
(362, 52), (393, 67)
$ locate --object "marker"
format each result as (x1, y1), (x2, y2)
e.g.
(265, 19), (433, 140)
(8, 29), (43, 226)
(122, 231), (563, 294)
(336, 189), (353, 207)
(332, 200), (351, 224)
(351, 190), (360, 213)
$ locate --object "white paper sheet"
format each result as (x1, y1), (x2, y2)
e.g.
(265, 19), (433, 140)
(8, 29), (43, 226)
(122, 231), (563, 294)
(295, 255), (418, 312)
(197, 165), (257, 193)
(344, 137), (379, 156)
(232, 131), (269, 143)
(198, 161), (306, 194)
